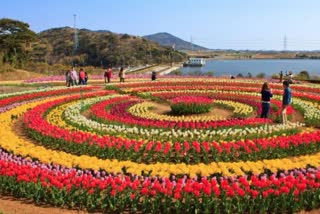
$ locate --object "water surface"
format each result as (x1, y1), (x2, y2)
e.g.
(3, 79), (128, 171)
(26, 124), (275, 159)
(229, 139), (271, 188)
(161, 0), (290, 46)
(181, 59), (320, 77)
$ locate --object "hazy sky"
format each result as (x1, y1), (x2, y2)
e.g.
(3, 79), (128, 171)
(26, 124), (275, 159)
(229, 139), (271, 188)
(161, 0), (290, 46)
(1, 0), (320, 50)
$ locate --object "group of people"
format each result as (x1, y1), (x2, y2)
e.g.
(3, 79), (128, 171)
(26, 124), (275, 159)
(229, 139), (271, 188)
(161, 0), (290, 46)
(279, 70), (293, 84)
(66, 66), (154, 86)
(104, 67), (126, 83)
(65, 67), (88, 87)
(104, 67), (157, 83)
(260, 80), (292, 124)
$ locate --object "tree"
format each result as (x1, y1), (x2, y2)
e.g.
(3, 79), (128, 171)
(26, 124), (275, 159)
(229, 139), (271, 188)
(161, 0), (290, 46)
(0, 18), (37, 67)
(34, 26), (186, 68)
(237, 73), (244, 78)
(206, 71), (214, 77)
(121, 34), (131, 40)
(296, 70), (310, 80)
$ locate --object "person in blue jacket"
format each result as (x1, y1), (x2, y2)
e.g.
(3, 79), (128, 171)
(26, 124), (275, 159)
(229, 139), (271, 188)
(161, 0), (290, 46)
(282, 80), (292, 124)
(260, 82), (273, 118)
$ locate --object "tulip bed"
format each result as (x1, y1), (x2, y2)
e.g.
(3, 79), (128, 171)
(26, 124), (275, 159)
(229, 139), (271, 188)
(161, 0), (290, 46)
(169, 96), (214, 115)
(1, 78), (320, 213)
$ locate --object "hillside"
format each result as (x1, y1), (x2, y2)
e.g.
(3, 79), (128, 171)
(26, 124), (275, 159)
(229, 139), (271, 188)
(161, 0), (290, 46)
(143, 32), (208, 51)
(32, 27), (186, 67)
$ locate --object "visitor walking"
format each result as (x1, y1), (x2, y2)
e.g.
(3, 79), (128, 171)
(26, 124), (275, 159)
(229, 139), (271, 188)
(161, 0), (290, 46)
(151, 71), (156, 81)
(104, 68), (108, 83)
(279, 70), (283, 83)
(260, 82), (273, 118)
(119, 67), (125, 83)
(288, 71), (293, 84)
(65, 70), (71, 87)
(106, 67), (112, 83)
(282, 80), (292, 124)
(79, 68), (86, 85)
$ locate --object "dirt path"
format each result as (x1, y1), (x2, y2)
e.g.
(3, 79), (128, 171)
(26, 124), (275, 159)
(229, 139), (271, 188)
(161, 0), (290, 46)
(0, 196), (91, 214)
(0, 86), (39, 94)
(291, 108), (305, 123)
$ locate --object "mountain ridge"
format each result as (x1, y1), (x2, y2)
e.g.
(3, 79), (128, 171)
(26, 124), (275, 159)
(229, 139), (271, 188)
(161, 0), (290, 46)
(143, 32), (209, 51)
(33, 27), (186, 67)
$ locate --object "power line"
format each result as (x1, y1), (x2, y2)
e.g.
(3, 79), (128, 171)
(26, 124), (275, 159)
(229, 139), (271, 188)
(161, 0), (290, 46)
(186, 36), (320, 50)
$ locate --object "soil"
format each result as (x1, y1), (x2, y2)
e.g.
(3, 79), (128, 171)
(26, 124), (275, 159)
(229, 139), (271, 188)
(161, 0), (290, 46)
(150, 102), (233, 119)
(0, 86), (38, 94)
(0, 196), (92, 214)
(81, 109), (92, 118)
(151, 102), (306, 125)
(291, 109), (305, 123)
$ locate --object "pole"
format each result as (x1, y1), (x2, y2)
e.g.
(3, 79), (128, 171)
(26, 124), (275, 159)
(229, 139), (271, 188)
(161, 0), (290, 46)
(73, 14), (79, 65)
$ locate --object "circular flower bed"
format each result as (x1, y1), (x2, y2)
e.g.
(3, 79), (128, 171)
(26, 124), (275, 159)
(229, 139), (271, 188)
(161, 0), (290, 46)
(169, 95), (213, 115)
(0, 78), (320, 213)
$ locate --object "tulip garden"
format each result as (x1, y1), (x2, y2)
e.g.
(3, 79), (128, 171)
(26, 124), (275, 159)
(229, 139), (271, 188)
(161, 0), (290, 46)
(1, 77), (320, 213)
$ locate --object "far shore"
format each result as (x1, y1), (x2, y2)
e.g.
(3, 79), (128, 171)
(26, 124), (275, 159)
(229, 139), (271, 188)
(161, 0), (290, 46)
(185, 50), (320, 60)
(204, 57), (320, 60)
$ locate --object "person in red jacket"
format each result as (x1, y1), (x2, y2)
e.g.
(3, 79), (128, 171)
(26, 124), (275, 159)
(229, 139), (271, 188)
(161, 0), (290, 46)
(106, 67), (112, 83)
(79, 68), (86, 85)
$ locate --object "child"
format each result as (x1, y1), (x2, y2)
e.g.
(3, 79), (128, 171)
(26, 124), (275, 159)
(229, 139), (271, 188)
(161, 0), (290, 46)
(260, 82), (273, 118)
(282, 80), (292, 124)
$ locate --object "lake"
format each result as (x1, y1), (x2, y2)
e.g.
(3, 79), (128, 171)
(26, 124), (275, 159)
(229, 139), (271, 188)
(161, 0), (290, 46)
(181, 59), (320, 77)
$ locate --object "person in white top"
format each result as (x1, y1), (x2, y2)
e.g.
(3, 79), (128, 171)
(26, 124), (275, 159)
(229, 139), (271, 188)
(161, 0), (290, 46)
(288, 71), (293, 84)
(70, 67), (78, 86)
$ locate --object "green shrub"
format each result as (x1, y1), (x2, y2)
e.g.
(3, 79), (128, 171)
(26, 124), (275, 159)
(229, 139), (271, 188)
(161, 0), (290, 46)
(295, 70), (310, 80)
(170, 69), (182, 75)
(237, 73), (244, 78)
(256, 72), (266, 78)
(170, 103), (212, 115)
(206, 71), (214, 76)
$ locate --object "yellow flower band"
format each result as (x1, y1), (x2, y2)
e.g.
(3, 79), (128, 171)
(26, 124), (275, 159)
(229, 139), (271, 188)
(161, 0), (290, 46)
(1, 98), (319, 178)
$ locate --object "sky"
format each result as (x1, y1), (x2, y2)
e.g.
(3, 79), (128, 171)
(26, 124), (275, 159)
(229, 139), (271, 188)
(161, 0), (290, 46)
(1, 0), (320, 50)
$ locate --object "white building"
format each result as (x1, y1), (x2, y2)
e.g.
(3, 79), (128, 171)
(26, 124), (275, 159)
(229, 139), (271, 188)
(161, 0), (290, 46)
(183, 58), (205, 66)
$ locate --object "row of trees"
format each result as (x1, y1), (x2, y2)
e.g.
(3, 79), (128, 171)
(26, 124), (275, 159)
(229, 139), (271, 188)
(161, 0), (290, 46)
(0, 18), (37, 70)
(0, 18), (186, 73)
